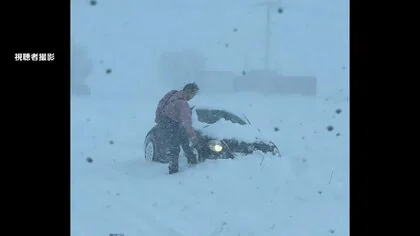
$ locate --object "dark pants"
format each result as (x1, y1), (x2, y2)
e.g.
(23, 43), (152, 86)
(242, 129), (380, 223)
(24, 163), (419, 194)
(159, 116), (196, 173)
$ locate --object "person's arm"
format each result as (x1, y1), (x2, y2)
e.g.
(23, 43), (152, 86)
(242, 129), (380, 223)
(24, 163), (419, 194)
(179, 102), (197, 139)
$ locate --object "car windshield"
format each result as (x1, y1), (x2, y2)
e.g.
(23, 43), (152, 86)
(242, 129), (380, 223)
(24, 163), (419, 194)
(195, 108), (247, 125)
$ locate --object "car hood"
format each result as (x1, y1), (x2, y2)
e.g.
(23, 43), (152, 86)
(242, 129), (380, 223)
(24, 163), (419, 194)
(191, 111), (272, 144)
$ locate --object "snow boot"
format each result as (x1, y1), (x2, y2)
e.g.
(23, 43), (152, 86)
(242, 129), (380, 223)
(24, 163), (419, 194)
(168, 159), (179, 174)
(187, 156), (197, 165)
(168, 165), (179, 174)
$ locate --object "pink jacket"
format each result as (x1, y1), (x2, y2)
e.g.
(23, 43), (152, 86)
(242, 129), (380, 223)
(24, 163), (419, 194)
(155, 90), (196, 139)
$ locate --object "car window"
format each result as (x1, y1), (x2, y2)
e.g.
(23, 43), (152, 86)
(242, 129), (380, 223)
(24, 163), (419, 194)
(195, 109), (247, 125)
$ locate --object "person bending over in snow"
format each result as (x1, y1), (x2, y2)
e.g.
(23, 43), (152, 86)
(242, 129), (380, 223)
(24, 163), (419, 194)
(155, 83), (200, 174)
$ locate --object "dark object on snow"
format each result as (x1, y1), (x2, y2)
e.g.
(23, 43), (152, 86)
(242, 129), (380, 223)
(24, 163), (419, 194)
(274, 127), (279, 132)
(144, 108), (281, 165)
(233, 28), (238, 32)
(225, 43), (229, 48)
(277, 8), (283, 13)
(90, 0), (97, 6)
(327, 125), (334, 131)
(86, 157), (93, 163)
(336, 133), (341, 137)
(335, 108), (342, 114)
(109, 140), (114, 144)
(106, 68), (112, 74)
(242, 70), (247, 76)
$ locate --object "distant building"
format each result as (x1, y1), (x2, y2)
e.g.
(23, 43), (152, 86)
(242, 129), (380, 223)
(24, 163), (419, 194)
(195, 71), (236, 94)
(157, 51), (317, 96)
(234, 70), (317, 96)
(71, 42), (92, 96)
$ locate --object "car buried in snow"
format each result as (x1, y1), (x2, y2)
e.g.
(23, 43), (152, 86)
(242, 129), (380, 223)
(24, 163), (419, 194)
(144, 107), (281, 163)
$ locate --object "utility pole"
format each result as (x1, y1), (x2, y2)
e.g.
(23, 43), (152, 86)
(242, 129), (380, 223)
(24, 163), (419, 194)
(256, 1), (282, 70)
(243, 51), (249, 72)
(265, 4), (270, 70)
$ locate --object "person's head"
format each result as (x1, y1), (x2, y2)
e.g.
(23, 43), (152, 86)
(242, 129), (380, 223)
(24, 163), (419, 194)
(183, 83), (199, 101)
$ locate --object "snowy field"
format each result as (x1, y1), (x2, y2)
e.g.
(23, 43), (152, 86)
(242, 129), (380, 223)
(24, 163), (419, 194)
(71, 0), (349, 235)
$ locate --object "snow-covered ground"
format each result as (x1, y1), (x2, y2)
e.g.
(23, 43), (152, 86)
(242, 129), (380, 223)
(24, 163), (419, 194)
(71, 0), (349, 235)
